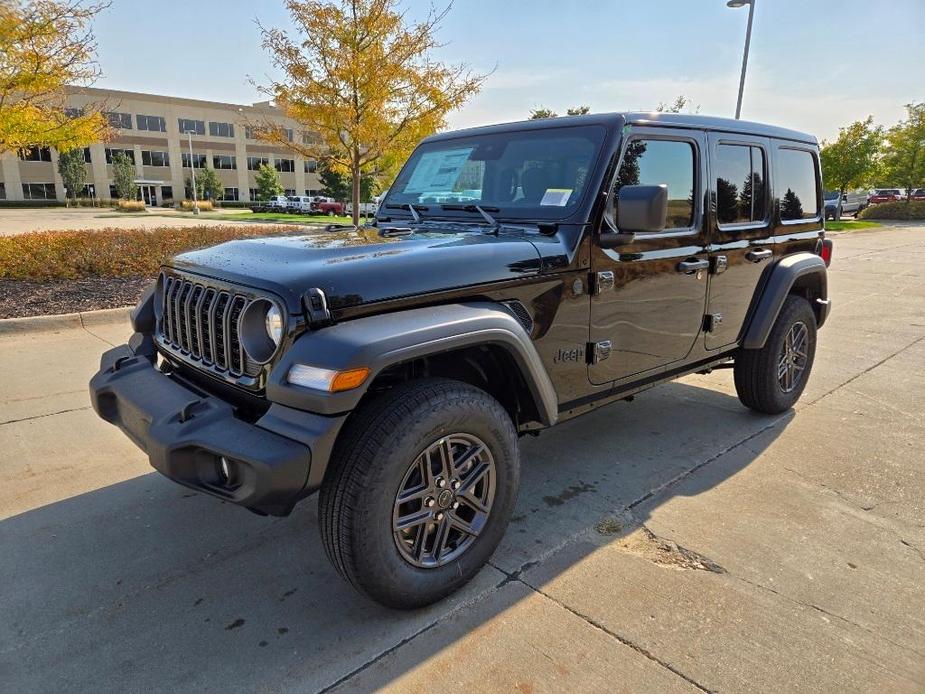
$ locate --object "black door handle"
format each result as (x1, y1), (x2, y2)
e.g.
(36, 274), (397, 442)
(746, 248), (773, 263)
(677, 258), (709, 274)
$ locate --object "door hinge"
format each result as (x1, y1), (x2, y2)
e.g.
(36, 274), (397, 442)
(592, 270), (615, 295)
(587, 340), (612, 364)
(704, 313), (723, 332)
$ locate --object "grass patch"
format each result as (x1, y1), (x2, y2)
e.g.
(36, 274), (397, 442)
(0, 225), (299, 281)
(825, 220), (882, 231)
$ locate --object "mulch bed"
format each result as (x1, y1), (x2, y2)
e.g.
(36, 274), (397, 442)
(0, 276), (152, 319)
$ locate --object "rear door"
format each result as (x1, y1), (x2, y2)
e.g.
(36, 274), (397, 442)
(705, 133), (773, 350)
(589, 127), (710, 384)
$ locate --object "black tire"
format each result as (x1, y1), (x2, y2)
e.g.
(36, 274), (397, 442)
(734, 295), (817, 414)
(318, 378), (520, 609)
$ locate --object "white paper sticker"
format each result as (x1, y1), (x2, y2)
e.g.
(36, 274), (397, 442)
(403, 148), (474, 194)
(540, 188), (573, 206)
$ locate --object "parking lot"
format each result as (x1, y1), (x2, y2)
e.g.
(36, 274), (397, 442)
(1, 224), (923, 693)
(0, 207), (256, 235)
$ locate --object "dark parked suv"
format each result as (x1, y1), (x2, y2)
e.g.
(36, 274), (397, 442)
(91, 113), (832, 608)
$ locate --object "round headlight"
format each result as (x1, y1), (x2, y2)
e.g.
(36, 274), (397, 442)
(265, 304), (283, 345)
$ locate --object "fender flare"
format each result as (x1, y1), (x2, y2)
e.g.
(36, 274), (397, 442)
(742, 252), (829, 350)
(266, 302), (559, 426)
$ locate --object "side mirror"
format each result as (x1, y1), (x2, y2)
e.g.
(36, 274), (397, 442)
(599, 184), (668, 249)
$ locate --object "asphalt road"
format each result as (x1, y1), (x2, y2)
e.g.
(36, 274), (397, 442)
(1, 225), (923, 693)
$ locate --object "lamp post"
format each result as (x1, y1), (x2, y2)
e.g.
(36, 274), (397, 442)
(184, 130), (199, 215)
(727, 0), (755, 120)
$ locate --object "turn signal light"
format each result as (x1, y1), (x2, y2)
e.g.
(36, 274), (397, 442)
(287, 364), (370, 392)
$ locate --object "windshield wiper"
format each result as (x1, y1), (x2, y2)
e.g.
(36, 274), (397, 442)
(440, 204), (501, 232)
(384, 203), (428, 223)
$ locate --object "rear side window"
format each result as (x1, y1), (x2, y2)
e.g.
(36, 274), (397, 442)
(715, 144), (766, 225)
(613, 139), (696, 229)
(777, 148), (819, 221)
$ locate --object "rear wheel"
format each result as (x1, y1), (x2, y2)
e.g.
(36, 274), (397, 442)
(319, 378), (519, 609)
(734, 295), (817, 414)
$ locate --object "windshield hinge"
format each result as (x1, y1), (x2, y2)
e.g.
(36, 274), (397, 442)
(303, 288), (332, 326)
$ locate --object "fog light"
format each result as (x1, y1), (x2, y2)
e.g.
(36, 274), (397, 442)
(219, 456), (231, 482)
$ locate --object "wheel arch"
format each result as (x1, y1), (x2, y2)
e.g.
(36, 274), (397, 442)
(266, 302), (559, 427)
(741, 253), (829, 350)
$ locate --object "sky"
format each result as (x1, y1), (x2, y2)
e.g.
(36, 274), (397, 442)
(91, 0), (925, 142)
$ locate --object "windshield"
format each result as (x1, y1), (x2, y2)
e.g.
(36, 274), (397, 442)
(383, 125), (606, 220)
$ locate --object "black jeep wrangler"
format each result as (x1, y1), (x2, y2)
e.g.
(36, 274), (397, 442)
(90, 112), (832, 609)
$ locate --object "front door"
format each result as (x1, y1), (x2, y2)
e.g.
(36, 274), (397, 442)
(589, 128), (710, 385)
(704, 133), (773, 349)
(139, 185), (157, 206)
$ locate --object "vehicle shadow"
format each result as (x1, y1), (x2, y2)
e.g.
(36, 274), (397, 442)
(0, 379), (789, 693)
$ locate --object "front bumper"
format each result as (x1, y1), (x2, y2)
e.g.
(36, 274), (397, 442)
(89, 341), (344, 516)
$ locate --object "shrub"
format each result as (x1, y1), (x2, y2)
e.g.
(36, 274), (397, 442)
(180, 199), (214, 211)
(0, 200), (65, 208)
(116, 200), (146, 212)
(859, 200), (925, 220)
(0, 225), (294, 281)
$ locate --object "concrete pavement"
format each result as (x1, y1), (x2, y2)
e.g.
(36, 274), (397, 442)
(0, 207), (255, 235)
(1, 225), (923, 692)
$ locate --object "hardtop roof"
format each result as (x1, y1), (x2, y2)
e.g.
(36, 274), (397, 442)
(424, 111), (817, 146)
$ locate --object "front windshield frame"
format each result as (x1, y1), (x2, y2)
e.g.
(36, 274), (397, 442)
(381, 124), (608, 223)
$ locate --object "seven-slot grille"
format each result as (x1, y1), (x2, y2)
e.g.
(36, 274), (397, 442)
(158, 274), (258, 378)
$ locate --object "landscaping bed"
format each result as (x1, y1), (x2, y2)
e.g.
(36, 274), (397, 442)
(0, 224), (304, 318)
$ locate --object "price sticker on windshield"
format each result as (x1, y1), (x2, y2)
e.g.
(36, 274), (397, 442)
(540, 188), (573, 206)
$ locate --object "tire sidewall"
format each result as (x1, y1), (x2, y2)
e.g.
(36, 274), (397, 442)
(766, 297), (817, 410)
(348, 384), (519, 606)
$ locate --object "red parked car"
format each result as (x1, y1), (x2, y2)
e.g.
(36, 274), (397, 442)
(911, 188), (925, 201)
(868, 189), (903, 204)
(309, 197), (344, 216)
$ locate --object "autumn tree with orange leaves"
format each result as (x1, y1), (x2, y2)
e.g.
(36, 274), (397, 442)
(0, 0), (110, 154)
(257, 0), (486, 226)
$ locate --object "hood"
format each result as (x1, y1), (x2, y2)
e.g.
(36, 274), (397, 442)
(169, 226), (544, 313)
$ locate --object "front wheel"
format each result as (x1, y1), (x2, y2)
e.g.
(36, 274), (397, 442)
(319, 378), (520, 609)
(734, 295), (817, 414)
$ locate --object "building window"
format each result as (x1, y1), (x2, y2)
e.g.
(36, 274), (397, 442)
(212, 155), (236, 170)
(161, 186), (174, 200)
(82, 147), (92, 163)
(79, 184), (97, 198)
(19, 146), (52, 162)
(247, 156), (269, 171)
(778, 148), (820, 221)
(244, 126), (262, 140)
(105, 148), (135, 164)
(284, 188), (296, 196)
(137, 114), (167, 132)
(304, 159), (317, 173)
(209, 121), (235, 138)
(109, 184), (117, 199)
(611, 138), (696, 229)
(275, 158), (295, 173)
(248, 187), (259, 200)
(715, 144), (767, 225)
(283, 128), (294, 142)
(219, 187), (239, 201)
(305, 189), (319, 196)
(141, 150), (170, 167)
(22, 183), (57, 199)
(178, 118), (205, 135)
(104, 111), (133, 129)
(0, 182), (5, 200)
(64, 107), (84, 119)
(181, 152), (207, 169)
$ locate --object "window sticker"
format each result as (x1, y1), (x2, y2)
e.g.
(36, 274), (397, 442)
(540, 188), (573, 206)
(403, 148), (474, 194)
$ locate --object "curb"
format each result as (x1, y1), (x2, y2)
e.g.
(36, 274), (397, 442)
(0, 306), (132, 336)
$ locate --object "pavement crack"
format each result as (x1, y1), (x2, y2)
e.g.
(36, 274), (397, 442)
(517, 575), (714, 693)
(612, 522), (726, 574)
(0, 405), (91, 426)
(78, 314), (117, 347)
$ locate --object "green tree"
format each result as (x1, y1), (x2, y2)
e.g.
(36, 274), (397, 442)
(185, 168), (223, 201)
(656, 95), (699, 114)
(57, 147), (87, 203)
(879, 103), (925, 202)
(529, 107), (558, 120)
(254, 163), (283, 200)
(258, 0), (486, 226)
(111, 151), (136, 200)
(565, 105), (591, 116)
(820, 117), (882, 195)
(318, 158), (374, 201)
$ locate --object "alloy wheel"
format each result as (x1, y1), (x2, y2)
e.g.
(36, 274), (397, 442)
(778, 321), (809, 393)
(392, 434), (496, 568)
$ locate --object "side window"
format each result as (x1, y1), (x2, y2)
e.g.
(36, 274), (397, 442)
(612, 139), (696, 229)
(715, 144), (766, 225)
(778, 148), (820, 221)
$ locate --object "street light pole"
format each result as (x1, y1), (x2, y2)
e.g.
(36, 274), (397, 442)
(185, 130), (199, 215)
(728, 0), (755, 120)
